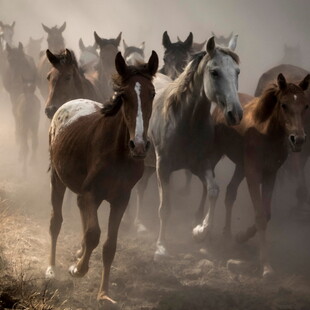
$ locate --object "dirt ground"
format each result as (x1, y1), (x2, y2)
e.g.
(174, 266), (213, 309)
(1, 90), (310, 310)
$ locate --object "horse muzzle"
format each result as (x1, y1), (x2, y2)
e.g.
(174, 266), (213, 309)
(288, 133), (306, 152)
(45, 106), (58, 119)
(129, 139), (151, 159)
(225, 106), (243, 126)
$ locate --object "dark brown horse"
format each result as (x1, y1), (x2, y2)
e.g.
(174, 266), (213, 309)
(37, 22), (66, 100)
(255, 64), (310, 211)
(16, 78), (40, 176)
(44, 49), (103, 119)
(45, 51), (158, 306)
(195, 74), (310, 277)
(94, 31), (122, 101)
(159, 31), (193, 80)
(2, 42), (37, 138)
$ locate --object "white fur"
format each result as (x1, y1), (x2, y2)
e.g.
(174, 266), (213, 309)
(49, 99), (102, 144)
(134, 82), (144, 143)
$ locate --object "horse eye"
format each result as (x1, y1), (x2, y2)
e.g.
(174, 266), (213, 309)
(47, 74), (50, 81)
(236, 69), (240, 75)
(210, 70), (219, 77)
(306, 104), (309, 110)
(281, 103), (287, 110)
(151, 92), (156, 99)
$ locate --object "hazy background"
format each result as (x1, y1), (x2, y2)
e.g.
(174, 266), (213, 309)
(1, 0), (310, 94)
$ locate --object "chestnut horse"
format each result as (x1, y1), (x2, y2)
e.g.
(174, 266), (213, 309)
(195, 73), (310, 277)
(44, 49), (103, 119)
(255, 64), (310, 211)
(45, 51), (158, 306)
(94, 31), (122, 101)
(37, 22), (66, 100)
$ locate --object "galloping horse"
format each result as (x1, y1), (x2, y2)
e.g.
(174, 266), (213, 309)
(78, 38), (99, 73)
(0, 21), (15, 46)
(44, 49), (103, 119)
(123, 39), (145, 65)
(16, 78), (40, 176)
(255, 64), (310, 211)
(149, 35), (242, 260)
(45, 51), (158, 306)
(2, 43), (37, 138)
(37, 22), (66, 100)
(159, 31), (193, 80)
(94, 31), (122, 101)
(195, 73), (310, 277)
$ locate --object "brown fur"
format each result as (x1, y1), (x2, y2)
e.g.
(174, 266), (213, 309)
(47, 51), (158, 305)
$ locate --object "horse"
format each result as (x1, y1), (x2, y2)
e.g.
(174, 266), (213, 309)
(45, 51), (158, 306)
(177, 36), (206, 54)
(195, 73), (310, 278)
(159, 31), (193, 80)
(78, 38), (99, 73)
(211, 31), (234, 47)
(44, 49), (103, 119)
(25, 36), (43, 65)
(37, 22), (66, 100)
(255, 64), (310, 212)
(148, 35), (242, 260)
(123, 39), (145, 65)
(16, 78), (40, 177)
(0, 21), (15, 46)
(94, 31), (122, 101)
(2, 42), (37, 138)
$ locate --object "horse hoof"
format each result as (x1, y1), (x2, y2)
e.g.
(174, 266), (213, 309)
(97, 294), (118, 310)
(45, 266), (56, 279)
(154, 245), (168, 262)
(263, 266), (275, 280)
(192, 225), (209, 242)
(136, 223), (147, 233)
(68, 265), (86, 278)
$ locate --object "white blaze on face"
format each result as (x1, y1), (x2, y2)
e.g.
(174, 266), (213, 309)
(134, 82), (144, 143)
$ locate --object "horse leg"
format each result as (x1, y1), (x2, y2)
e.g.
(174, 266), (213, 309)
(46, 169), (66, 279)
(192, 169), (219, 241)
(178, 170), (192, 196)
(75, 194), (88, 259)
(69, 192), (101, 277)
(134, 166), (155, 233)
(223, 165), (244, 238)
(154, 161), (171, 261)
(97, 196), (128, 305)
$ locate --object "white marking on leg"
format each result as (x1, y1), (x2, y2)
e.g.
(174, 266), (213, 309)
(134, 82), (144, 143)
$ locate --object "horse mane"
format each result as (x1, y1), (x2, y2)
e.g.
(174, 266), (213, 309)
(101, 64), (154, 117)
(164, 46), (239, 117)
(254, 83), (304, 123)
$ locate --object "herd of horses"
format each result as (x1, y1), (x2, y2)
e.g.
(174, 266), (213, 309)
(1, 20), (310, 306)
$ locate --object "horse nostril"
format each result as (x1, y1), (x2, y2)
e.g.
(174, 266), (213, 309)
(227, 111), (236, 125)
(129, 140), (135, 150)
(289, 134), (296, 145)
(145, 140), (151, 151)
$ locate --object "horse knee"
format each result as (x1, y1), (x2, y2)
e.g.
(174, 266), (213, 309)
(208, 183), (219, 201)
(85, 226), (101, 249)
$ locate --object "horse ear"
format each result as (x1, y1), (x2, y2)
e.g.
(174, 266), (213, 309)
(11, 21), (15, 28)
(42, 23), (51, 33)
(162, 31), (171, 49)
(177, 36), (181, 42)
(18, 42), (23, 51)
(299, 74), (310, 91)
(59, 22), (66, 33)
(115, 32), (122, 46)
(147, 50), (159, 76)
(115, 52), (127, 77)
(94, 31), (103, 47)
(228, 34), (238, 51)
(123, 39), (128, 50)
(277, 73), (287, 90)
(79, 38), (85, 51)
(46, 49), (60, 66)
(139, 41), (145, 51)
(65, 49), (73, 64)
(183, 32), (193, 49)
(227, 32), (233, 41)
(206, 36), (216, 57)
